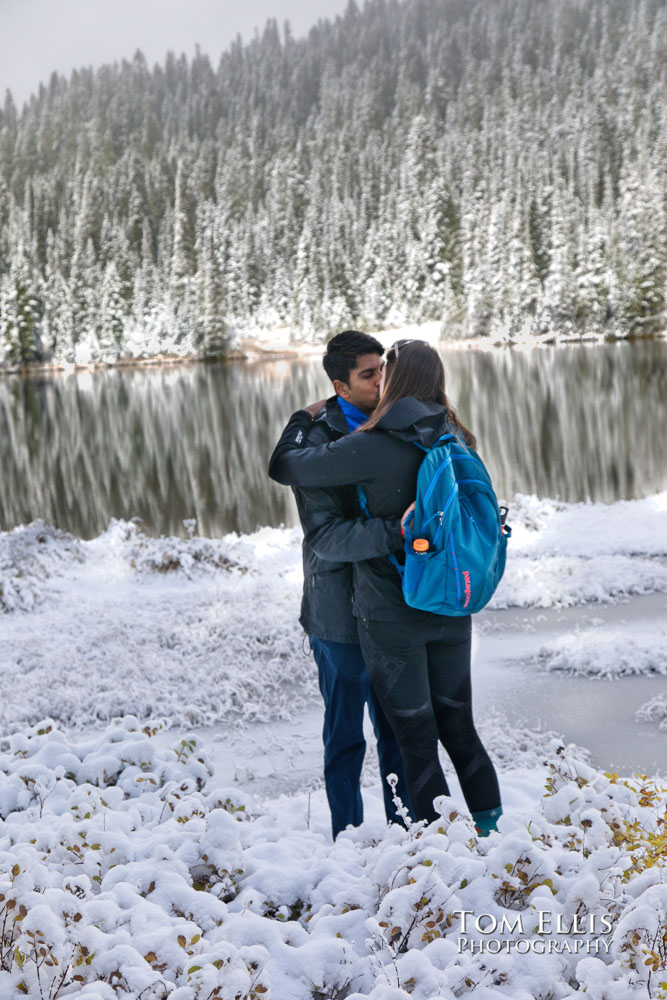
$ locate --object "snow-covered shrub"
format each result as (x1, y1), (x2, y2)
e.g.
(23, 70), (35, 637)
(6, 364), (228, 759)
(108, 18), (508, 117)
(0, 521), (84, 613)
(118, 520), (245, 577)
(637, 694), (667, 731)
(1, 722), (666, 998)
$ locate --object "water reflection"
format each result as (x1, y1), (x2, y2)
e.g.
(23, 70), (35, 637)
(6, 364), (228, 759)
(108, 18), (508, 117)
(0, 342), (665, 538)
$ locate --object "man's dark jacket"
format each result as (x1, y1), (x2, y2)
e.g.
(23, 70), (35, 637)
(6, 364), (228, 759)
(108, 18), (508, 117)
(269, 397), (453, 622)
(269, 396), (403, 642)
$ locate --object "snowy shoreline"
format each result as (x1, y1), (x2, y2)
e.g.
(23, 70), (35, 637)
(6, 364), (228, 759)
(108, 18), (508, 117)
(0, 493), (667, 731)
(1, 491), (666, 753)
(2, 321), (664, 377)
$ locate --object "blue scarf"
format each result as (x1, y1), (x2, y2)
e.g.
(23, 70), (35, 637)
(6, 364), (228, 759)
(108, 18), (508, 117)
(337, 397), (369, 433)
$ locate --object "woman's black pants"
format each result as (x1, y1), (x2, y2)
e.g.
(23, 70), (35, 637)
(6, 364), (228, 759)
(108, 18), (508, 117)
(357, 612), (501, 824)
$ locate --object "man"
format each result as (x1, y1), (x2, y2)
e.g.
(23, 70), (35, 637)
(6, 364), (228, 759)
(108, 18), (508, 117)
(269, 330), (411, 838)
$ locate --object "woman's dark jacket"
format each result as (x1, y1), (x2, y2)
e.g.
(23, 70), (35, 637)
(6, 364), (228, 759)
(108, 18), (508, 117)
(269, 397), (452, 622)
(270, 396), (404, 640)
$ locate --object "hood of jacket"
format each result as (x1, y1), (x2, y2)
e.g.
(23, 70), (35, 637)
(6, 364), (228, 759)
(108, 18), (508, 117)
(375, 397), (449, 449)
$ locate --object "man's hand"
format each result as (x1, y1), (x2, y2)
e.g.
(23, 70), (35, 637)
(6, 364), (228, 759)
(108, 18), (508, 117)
(303, 399), (327, 418)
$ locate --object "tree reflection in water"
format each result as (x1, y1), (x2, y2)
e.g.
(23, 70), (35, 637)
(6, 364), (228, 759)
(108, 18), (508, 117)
(0, 341), (665, 538)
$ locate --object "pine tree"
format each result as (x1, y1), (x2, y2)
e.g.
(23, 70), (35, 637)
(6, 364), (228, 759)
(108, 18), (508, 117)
(613, 159), (666, 335)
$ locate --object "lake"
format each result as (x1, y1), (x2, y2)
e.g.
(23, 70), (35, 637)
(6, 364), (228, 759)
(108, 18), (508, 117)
(1, 340), (665, 538)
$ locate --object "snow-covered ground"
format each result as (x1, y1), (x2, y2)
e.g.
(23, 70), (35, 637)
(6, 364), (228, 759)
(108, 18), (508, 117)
(0, 718), (666, 999)
(1, 491), (667, 997)
(2, 492), (666, 739)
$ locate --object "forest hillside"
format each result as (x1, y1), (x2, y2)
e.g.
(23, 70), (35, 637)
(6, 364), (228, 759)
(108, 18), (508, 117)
(0, 0), (665, 366)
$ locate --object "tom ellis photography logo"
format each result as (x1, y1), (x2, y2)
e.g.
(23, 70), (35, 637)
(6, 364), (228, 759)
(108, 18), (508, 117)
(455, 910), (614, 955)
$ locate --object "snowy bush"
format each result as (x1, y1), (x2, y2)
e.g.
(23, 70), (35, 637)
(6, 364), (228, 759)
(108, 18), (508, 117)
(0, 522), (84, 613)
(120, 521), (245, 577)
(637, 695), (667, 732)
(0, 721), (666, 998)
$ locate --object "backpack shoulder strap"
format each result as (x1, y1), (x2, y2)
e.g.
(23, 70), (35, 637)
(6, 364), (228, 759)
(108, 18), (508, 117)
(355, 432), (458, 575)
(356, 483), (371, 516)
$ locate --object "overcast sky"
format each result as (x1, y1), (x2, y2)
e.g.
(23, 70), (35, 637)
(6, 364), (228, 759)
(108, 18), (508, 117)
(1, 0), (352, 108)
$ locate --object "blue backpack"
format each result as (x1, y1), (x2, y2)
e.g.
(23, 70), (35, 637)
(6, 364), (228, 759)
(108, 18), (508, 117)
(358, 434), (510, 616)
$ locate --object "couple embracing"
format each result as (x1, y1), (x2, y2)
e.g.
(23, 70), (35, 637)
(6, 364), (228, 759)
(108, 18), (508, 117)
(269, 331), (502, 840)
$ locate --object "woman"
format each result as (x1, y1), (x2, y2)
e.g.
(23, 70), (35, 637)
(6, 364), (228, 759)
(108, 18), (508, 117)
(270, 341), (502, 834)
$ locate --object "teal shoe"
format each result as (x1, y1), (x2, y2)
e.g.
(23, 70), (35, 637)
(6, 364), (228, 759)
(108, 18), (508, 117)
(472, 806), (503, 837)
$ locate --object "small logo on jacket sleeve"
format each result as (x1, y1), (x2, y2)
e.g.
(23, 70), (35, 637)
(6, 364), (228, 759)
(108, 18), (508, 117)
(295, 430), (304, 444)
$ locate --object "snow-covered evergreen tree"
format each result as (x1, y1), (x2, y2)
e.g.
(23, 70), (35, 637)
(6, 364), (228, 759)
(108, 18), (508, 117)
(0, 0), (665, 365)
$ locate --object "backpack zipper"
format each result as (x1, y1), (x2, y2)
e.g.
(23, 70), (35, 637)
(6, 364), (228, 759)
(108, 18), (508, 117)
(432, 484), (459, 546)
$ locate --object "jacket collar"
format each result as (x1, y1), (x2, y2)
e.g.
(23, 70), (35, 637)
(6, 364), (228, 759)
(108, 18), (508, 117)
(318, 395), (349, 436)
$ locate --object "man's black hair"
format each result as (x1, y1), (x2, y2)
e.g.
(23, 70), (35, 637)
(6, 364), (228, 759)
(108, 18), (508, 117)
(322, 330), (384, 385)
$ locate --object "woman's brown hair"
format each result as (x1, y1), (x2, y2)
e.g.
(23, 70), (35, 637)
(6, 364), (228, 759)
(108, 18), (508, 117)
(359, 341), (477, 449)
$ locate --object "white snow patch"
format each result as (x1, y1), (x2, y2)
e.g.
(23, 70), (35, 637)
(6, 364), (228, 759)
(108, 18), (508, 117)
(503, 493), (667, 559)
(0, 520), (311, 733)
(491, 492), (667, 609)
(536, 630), (667, 678)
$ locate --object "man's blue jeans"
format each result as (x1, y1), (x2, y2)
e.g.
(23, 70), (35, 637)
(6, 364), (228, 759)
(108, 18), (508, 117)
(309, 637), (412, 838)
